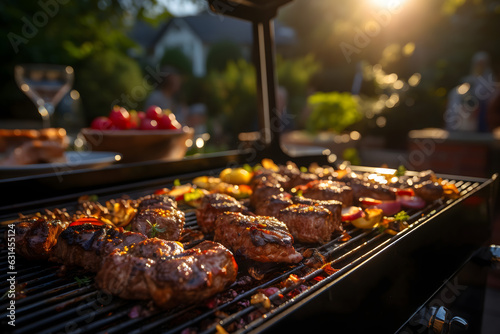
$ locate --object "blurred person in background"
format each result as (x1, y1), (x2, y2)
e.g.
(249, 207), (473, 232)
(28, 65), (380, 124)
(445, 51), (496, 132)
(144, 66), (189, 124)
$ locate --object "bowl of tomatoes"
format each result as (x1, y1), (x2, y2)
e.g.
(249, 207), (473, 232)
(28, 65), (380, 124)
(80, 105), (194, 163)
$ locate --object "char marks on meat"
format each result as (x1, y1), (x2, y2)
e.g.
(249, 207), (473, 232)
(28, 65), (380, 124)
(250, 182), (286, 210)
(349, 181), (396, 202)
(50, 223), (147, 272)
(291, 196), (342, 223)
(278, 204), (342, 244)
(250, 170), (290, 188)
(150, 241), (238, 308)
(255, 193), (293, 217)
(13, 217), (69, 260)
(130, 194), (185, 240)
(96, 240), (237, 308)
(302, 180), (354, 207)
(214, 212), (302, 263)
(95, 238), (184, 301)
(195, 193), (245, 234)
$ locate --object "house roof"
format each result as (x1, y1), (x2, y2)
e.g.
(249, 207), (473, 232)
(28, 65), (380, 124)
(132, 12), (296, 52)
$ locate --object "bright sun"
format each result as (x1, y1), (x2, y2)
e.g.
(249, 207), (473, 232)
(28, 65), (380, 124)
(369, 0), (408, 9)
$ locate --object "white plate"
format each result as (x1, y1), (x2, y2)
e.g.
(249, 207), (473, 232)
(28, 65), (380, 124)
(0, 151), (121, 179)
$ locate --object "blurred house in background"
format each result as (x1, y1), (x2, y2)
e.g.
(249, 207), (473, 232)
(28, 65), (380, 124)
(130, 12), (297, 77)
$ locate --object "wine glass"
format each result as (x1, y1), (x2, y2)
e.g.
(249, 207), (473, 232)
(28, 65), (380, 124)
(14, 64), (74, 129)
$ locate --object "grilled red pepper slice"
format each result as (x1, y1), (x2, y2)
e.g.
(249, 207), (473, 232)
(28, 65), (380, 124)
(395, 188), (415, 197)
(69, 217), (105, 227)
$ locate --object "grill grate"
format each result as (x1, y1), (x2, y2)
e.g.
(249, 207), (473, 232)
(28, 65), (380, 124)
(0, 177), (485, 333)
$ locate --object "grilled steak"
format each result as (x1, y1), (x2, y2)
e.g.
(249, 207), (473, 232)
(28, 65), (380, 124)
(214, 212), (303, 263)
(97, 240), (237, 308)
(413, 180), (444, 202)
(291, 196), (342, 223)
(278, 204), (342, 244)
(95, 238), (184, 300)
(13, 217), (69, 260)
(150, 241), (238, 308)
(130, 194), (185, 240)
(255, 193), (294, 217)
(287, 172), (319, 190)
(50, 223), (147, 272)
(302, 180), (354, 207)
(130, 208), (185, 240)
(250, 182), (286, 210)
(250, 170), (290, 188)
(349, 181), (396, 202)
(195, 193), (245, 234)
(137, 194), (177, 210)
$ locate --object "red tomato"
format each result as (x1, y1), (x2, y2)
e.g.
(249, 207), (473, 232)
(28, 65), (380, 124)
(109, 106), (132, 129)
(158, 113), (181, 130)
(145, 105), (163, 121)
(90, 116), (113, 130)
(139, 117), (159, 130)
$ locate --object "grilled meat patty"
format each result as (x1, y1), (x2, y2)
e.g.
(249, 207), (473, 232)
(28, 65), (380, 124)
(130, 194), (185, 240)
(291, 196), (342, 224)
(413, 180), (444, 202)
(136, 194), (177, 210)
(50, 223), (147, 272)
(250, 182), (287, 210)
(214, 212), (303, 263)
(287, 172), (319, 190)
(150, 241), (238, 308)
(278, 204), (342, 244)
(302, 180), (354, 207)
(255, 193), (294, 217)
(95, 238), (184, 300)
(13, 217), (69, 260)
(196, 193), (245, 234)
(96, 240), (237, 308)
(250, 170), (290, 188)
(349, 181), (396, 202)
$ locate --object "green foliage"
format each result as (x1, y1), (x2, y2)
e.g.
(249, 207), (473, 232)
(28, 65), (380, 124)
(205, 59), (257, 140)
(75, 49), (146, 122)
(276, 54), (321, 117)
(306, 92), (362, 134)
(342, 148), (361, 166)
(161, 48), (192, 75)
(206, 41), (243, 72)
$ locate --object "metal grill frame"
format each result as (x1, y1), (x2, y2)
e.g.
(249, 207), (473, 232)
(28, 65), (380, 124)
(1, 168), (497, 334)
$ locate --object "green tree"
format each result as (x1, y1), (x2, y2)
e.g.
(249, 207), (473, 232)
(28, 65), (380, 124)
(160, 47), (193, 75)
(206, 41), (243, 72)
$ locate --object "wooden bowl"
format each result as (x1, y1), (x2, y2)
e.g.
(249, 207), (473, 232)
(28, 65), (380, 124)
(80, 127), (194, 163)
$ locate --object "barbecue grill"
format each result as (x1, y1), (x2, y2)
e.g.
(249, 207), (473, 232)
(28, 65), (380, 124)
(1, 1), (499, 333)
